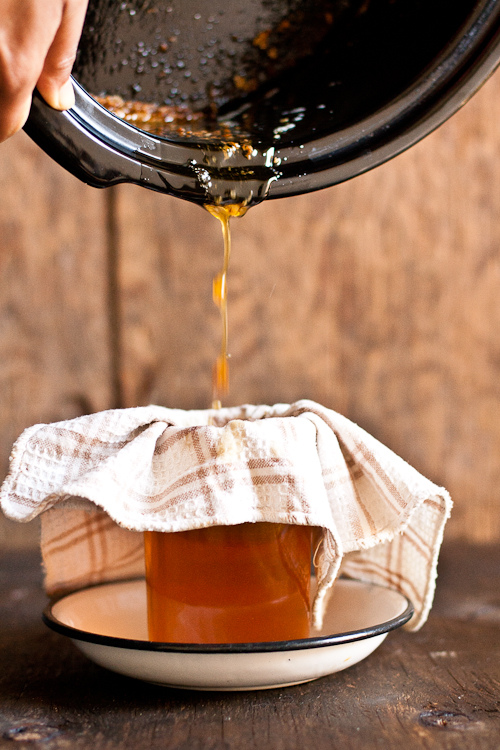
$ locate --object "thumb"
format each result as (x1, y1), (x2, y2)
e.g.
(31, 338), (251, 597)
(36, 0), (88, 110)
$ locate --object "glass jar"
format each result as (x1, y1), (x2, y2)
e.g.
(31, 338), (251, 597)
(144, 522), (313, 644)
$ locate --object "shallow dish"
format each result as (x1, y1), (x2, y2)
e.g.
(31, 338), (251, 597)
(43, 578), (413, 691)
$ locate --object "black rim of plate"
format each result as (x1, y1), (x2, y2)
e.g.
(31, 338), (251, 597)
(42, 578), (414, 654)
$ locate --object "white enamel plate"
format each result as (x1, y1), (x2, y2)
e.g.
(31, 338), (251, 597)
(43, 578), (413, 691)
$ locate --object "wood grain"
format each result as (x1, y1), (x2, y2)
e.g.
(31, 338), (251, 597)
(1, 69), (500, 547)
(0, 132), (112, 549)
(116, 70), (500, 543)
(112, 185), (223, 411)
(0, 543), (498, 749)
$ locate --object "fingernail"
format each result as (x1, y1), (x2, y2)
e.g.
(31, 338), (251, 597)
(56, 79), (75, 111)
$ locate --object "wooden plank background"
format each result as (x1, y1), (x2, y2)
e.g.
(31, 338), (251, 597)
(1, 69), (500, 549)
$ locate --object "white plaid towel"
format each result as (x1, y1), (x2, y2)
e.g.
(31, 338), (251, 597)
(0, 399), (451, 630)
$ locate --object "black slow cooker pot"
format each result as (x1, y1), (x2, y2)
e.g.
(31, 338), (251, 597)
(24, 0), (500, 206)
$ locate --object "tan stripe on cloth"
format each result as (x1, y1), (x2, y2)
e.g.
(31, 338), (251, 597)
(0, 400), (452, 630)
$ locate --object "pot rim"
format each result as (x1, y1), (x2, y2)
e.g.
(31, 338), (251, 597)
(24, 0), (500, 201)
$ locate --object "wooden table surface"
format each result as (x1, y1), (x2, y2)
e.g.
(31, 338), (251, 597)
(0, 542), (498, 749)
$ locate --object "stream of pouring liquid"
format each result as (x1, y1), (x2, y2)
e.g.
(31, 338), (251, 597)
(145, 202), (315, 646)
(204, 203), (248, 410)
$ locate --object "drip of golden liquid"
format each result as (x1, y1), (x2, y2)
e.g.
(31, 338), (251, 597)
(204, 203), (248, 410)
(143, 201), (316, 646)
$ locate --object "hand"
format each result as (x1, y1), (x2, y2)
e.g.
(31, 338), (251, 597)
(0, 0), (89, 142)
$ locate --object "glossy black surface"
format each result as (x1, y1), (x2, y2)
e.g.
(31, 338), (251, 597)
(73, 0), (348, 115)
(24, 0), (500, 204)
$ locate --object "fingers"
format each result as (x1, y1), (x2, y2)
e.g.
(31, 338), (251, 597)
(37, 0), (89, 111)
(0, 0), (88, 142)
(0, 88), (33, 143)
(0, 0), (45, 142)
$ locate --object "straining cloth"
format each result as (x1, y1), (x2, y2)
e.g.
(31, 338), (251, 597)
(0, 399), (452, 630)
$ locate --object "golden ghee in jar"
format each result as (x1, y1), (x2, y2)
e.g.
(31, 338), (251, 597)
(144, 522), (313, 643)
